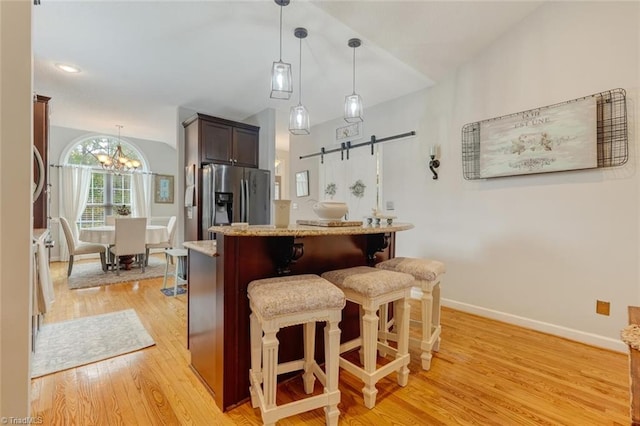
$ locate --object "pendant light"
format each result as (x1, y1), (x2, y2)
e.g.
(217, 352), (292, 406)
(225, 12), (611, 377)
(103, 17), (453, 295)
(344, 38), (363, 123)
(270, 0), (292, 100)
(289, 27), (310, 135)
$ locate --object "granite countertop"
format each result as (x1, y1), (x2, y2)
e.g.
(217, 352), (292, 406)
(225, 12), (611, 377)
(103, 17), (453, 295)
(183, 240), (218, 257)
(209, 222), (414, 237)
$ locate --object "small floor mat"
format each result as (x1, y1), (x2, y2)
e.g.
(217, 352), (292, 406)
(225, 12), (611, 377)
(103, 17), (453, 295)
(160, 285), (187, 296)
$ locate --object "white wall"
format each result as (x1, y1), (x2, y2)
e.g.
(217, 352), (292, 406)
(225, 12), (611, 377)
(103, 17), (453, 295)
(47, 125), (179, 259)
(245, 108), (276, 173)
(176, 106), (198, 246)
(245, 108), (277, 222)
(290, 1), (640, 351)
(0, 0), (32, 417)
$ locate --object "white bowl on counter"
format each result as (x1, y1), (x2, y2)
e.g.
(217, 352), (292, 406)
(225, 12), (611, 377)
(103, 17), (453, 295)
(312, 201), (348, 220)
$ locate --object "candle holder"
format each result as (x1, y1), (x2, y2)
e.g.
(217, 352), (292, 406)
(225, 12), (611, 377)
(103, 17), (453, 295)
(429, 154), (440, 180)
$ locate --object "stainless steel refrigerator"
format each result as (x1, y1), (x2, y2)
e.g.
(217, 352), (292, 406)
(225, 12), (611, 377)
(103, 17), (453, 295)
(201, 164), (270, 239)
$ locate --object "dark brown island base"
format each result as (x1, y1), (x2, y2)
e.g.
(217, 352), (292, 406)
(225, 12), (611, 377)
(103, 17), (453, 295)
(184, 223), (414, 412)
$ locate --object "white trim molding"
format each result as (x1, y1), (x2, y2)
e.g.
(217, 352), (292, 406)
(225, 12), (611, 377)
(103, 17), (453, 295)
(409, 288), (626, 353)
(441, 297), (627, 353)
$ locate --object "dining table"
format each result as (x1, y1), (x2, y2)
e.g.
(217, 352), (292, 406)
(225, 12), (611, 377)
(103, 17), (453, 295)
(79, 224), (169, 246)
(79, 224), (169, 270)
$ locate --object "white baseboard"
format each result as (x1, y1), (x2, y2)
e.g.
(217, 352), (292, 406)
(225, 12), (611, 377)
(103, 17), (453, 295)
(409, 289), (626, 353)
(441, 298), (627, 353)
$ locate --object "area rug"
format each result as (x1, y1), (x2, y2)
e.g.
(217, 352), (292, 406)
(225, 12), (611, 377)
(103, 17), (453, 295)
(68, 256), (175, 289)
(160, 285), (187, 296)
(31, 309), (155, 378)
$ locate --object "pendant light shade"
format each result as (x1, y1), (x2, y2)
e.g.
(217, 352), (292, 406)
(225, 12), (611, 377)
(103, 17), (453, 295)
(344, 38), (363, 123)
(270, 0), (292, 100)
(289, 104), (310, 134)
(289, 27), (310, 135)
(271, 61), (292, 99)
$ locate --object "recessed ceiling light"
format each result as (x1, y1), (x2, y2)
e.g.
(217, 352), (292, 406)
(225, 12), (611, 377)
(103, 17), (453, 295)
(55, 63), (81, 73)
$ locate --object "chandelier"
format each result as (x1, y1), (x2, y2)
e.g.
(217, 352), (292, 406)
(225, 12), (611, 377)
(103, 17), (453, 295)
(96, 125), (140, 173)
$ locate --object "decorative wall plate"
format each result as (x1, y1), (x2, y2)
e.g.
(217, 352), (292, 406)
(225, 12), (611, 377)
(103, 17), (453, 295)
(335, 122), (363, 142)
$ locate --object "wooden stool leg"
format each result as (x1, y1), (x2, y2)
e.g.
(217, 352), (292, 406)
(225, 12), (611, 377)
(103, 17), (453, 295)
(302, 321), (316, 394)
(378, 303), (390, 358)
(249, 312), (261, 408)
(173, 255), (180, 296)
(358, 305), (365, 365)
(162, 252), (169, 289)
(420, 281), (434, 370)
(361, 302), (379, 409)
(432, 282), (442, 352)
(262, 329), (279, 412)
(395, 297), (410, 386)
(324, 317), (341, 426)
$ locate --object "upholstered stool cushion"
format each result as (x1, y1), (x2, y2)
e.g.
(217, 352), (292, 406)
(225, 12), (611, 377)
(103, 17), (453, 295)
(321, 266), (413, 298)
(248, 274), (345, 320)
(376, 257), (445, 282)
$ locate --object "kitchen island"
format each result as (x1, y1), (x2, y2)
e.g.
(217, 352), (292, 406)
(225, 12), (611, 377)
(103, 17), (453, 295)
(185, 223), (413, 411)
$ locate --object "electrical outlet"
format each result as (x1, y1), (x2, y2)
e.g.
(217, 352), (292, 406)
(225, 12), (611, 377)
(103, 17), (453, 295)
(386, 201), (395, 210)
(292, 202), (298, 210)
(596, 300), (610, 316)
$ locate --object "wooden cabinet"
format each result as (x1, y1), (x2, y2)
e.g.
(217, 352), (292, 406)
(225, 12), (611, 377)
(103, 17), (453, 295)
(187, 248), (221, 407)
(186, 113), (259, 168)
(232, 126), (259, 168)
(183, 113), (260, 242)
(33, 95), (50, 230)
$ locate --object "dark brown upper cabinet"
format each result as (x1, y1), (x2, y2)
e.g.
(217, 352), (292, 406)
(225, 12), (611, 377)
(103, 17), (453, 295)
(185, 113), (259, 168)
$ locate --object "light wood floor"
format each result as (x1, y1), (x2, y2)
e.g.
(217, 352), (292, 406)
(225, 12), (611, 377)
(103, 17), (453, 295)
(31, 258), (630, 425)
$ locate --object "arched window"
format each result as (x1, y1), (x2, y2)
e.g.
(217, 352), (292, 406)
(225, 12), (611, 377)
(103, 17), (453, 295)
(64, 135), (147, 228)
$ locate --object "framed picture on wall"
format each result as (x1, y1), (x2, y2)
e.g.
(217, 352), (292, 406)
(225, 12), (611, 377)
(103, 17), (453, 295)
(295, 170), (309, 197)
(154, 174), (174, 204)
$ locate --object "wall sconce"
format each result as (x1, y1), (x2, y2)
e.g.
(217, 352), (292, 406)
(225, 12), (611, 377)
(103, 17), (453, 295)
(429, 145), (440, 180)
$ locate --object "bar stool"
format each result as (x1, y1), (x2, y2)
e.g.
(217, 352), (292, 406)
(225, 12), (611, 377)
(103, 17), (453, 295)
(163, 248), (188, 296)
(248, 274), (345, 426)
(321, 266), (414, 409)
(376, 257), (446, 370)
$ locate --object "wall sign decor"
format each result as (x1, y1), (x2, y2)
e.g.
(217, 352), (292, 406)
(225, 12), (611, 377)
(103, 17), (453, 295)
(479, 97), (597, 178)
(154, 174), (174, 204)
(335, 122), (363, 142)
(462, 88), (628, 180)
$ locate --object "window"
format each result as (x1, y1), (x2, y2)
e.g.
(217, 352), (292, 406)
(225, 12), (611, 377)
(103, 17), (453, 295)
(65, 135), (144, 228)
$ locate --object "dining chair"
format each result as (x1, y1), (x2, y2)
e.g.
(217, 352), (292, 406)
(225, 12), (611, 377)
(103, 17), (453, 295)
(145, 215), (177, 266)
(110, 217), (147, 275)
(59, 217), (107, 276)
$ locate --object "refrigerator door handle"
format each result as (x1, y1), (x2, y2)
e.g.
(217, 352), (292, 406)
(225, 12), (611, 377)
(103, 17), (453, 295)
(240, 178), (246, 223)
(201, 165), (212, 238)
(244, 178), (250, 223)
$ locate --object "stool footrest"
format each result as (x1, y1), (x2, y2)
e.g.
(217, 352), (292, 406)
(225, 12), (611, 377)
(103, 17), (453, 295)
(340, 338), (362, 354)
(339, 354), (410, 385)
(277, 359), (306, 375)
(382, 325), (442, 350)
(251, 368), (340, 425)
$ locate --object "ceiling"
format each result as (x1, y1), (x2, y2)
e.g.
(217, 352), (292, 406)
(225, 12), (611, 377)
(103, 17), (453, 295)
(33, 1), (543, 150)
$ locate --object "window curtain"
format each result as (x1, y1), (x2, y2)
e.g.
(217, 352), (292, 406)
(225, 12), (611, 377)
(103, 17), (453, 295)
(59, 166), (92, 261)
(132, 173), (152, 219)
